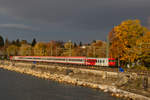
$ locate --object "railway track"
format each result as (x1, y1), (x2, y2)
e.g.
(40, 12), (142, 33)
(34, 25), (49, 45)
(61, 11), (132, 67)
(35, 62), (150, 77)
(3, 60), (150, 77)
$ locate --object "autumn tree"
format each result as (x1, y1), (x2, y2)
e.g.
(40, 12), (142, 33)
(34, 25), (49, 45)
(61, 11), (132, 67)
(7, 45), (18, 56)
(89, 40), (106, 57)
(20, 40), (28, 45)
(19, 44), (32, 56)
(136, 31), (150, 67)
(109, 19), (147, 66)
(34, 42), (46, 56)
(62, 41), (74, 56)
(72, 47), (83, 56)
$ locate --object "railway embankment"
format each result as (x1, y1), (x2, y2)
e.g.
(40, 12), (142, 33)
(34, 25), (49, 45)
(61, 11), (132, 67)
(0, 60), (150, 100)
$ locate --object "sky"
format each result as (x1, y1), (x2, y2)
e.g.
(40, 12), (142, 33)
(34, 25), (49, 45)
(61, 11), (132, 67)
(0, 0), (150, 43)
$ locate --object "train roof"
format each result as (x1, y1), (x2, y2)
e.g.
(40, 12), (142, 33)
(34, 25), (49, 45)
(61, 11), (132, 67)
(12, 56), (86, 58)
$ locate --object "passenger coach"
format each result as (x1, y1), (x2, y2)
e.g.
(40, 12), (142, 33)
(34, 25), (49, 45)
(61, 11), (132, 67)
(10, 56), (116, 67)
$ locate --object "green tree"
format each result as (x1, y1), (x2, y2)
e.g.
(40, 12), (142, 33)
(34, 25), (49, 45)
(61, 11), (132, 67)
(31, 38), (37, 46)
(5, 38), (10, 47)
(79, 41), (82, 46)
(16, 39), (21, 46)
(74, 42), (77, 47)
(0, 35), (4, 48)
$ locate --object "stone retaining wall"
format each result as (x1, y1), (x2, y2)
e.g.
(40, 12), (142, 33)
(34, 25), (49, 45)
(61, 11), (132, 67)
(0, 60), (150, 100)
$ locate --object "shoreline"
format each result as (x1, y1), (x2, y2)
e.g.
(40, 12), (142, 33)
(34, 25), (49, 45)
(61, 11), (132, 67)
(0, 61), (150, 100)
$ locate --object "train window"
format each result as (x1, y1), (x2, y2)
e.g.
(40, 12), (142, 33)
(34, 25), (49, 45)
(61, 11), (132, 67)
(69, 59), (82, 62)
(57, 58), (65, 61)
(87, 59), (96, 62)
(109, 60), (115, 62)
(33, 58), (41, 59)
(25, 57), (33, 59)
(43, 58), (48, 60)
(103, 60), (104, 63)
(112, 60), (115, 62)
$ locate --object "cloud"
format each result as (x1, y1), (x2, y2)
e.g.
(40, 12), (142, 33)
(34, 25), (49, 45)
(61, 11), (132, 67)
(0, 0), (150, 42)
(0, 24), (38, 31)
(0, 0), (150, 26)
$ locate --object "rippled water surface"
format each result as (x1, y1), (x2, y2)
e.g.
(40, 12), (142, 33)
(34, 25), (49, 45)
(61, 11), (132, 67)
(0, 69), (121, 100)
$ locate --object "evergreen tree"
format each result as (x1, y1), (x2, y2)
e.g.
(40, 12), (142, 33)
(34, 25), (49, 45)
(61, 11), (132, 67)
(5, 38), (10, 47)
(31, 38), (37, 46)
(92, 40), (96, 43)
(79, 41), (82, 46)
(16, 39), (21, 46)
(0, 35), (4, 48)
(21, 40), (28, 44)
(74, 42), (77, 47)
(11, 40), (16, 45)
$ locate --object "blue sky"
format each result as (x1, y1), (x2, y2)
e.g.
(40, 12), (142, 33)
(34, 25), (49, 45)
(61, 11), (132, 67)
(0, 0), (150, 43)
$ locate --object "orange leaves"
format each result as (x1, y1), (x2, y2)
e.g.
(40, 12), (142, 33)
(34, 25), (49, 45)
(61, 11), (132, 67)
(109, 19), (148, 63)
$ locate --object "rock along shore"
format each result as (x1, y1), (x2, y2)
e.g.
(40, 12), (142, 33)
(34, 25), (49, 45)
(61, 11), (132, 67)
(0, 61), (150, 100)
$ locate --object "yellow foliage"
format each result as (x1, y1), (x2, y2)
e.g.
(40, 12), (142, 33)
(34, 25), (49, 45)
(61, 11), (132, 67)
(34, 42), (46, 56)
(109, 19), (148, 63)
(7, 45), (18, 56)
(19, 44), (32, 56)
(64, 41), (74, 49)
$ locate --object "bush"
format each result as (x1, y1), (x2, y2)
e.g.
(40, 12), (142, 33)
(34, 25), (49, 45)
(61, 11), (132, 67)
(133, 65), (148, 70)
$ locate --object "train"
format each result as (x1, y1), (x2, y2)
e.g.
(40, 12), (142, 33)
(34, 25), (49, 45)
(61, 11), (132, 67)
(10, 56), (116, 67)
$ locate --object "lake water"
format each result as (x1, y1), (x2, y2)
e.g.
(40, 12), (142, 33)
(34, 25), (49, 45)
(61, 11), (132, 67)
(0, 69), (121, 100)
